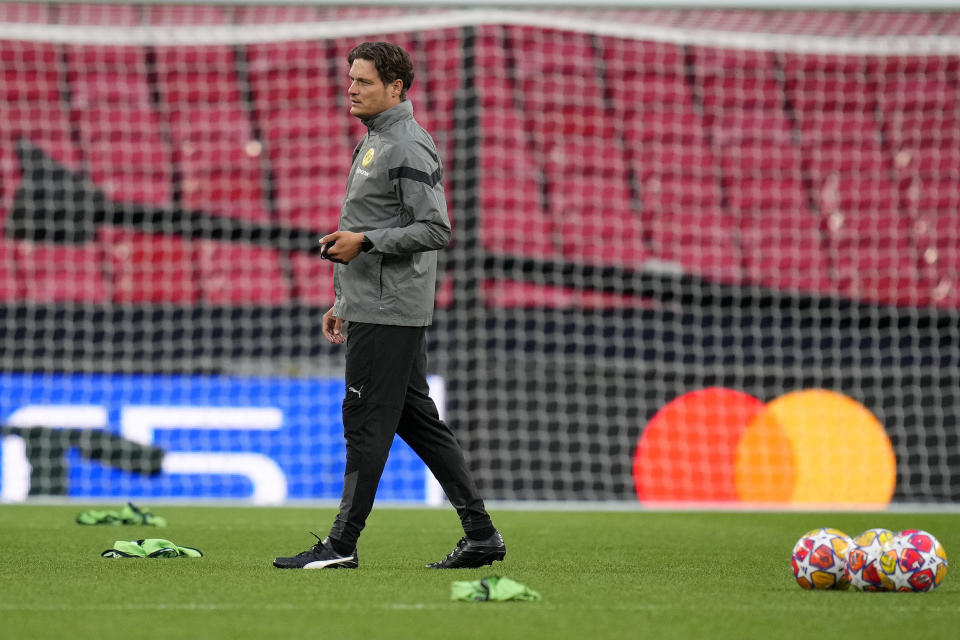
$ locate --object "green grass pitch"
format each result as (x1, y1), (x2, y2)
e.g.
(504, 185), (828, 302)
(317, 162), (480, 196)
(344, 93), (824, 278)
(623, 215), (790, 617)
(1, 504), (958, 639)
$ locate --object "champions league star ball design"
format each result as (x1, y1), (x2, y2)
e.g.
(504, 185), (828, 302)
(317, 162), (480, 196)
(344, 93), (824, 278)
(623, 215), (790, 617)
(846, 528), (895, 591)
(879, 529), (949, 592)
(791, 528), (853, 590)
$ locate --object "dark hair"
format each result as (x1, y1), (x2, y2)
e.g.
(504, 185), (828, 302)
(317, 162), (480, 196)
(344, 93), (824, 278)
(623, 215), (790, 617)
(347, 41), (414, 100)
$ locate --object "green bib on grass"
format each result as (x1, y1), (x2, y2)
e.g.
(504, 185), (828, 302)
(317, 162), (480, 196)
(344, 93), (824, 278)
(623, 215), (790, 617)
(77, 502), (167, 527)
(451, 576), (541, 602)
(101, 538), (202, 558)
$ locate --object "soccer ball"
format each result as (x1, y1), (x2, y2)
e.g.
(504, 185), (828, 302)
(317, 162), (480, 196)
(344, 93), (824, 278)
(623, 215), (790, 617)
(791, 528), (853, 590)
(878, 529), (949, 592)
(846, 528), (895, 591)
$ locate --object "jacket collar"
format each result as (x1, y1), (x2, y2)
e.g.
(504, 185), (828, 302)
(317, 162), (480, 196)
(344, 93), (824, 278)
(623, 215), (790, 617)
(362, 100), (413, 133)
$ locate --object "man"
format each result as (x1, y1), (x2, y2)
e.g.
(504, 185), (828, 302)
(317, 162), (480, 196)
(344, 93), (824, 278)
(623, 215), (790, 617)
(273, 42), (505, 570)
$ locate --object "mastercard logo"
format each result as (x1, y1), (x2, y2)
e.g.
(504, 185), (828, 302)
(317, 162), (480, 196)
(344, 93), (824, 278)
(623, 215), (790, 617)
(632, 388), (896, 507)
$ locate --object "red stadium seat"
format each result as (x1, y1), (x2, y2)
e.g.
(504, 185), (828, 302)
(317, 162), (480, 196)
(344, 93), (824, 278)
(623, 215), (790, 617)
(288, 252), (336, 307)
(17, 242), (109, 303)
(715, 108), (803, 178)
(74, 107), (173, 206)
(259, 108), (352, 231)
(66, 42), (150, 107)
(507, 26), (598, 76)
(0, 44), (81, 176)
(901, 176), (960, 219)
(154, 44), (271, 223)
(642, 174), (741, 281)
(815, 175), (914, 305)
(0, 238), (21, 300)
(474, 71), (514, 110)
(692, 46), (775, 73)
(66, 43), (171, 208)
(783, 53), (878, 114)
(603, 39), (685, 73)
(522, 79), (608, 140)
(154, 45), (241, 104)
(605, 43), (733, 277)
(626, 108), (708, 146)
(1, 104), (82, 170)
(781, 51), (924, 306)
(813, 175), (899, 219)
(798, 112), (889, 175)
(551, 173), (647, 267)
(633, 139), (717, 182)
(915, 210), (960, 308)
(245, 41), (337, 111)
(884, 111), (960, 151)
(194, 240), (291, 306)
(0, 143), (15, 222)
(727, 176), (808, 214)
(700, 73), (784, 112)
(0, 102), (80, 162)
(474, 27), (515, 109)
(507, 26), (610, 141)
(421, 29), (462, 136)
(0, 41), (60, 102)
(879, 78), (960, 166)
(99, 228), (199, 305)
(740, 209), (834, 296)
(879, 77), (959, 112)
(480, 109), (558, 260)
(625, 108), (715, 184)
(269, 164), (345, 232)
(881, 78), (960, 218)
(167, 106), (269, 222)
(831, 240), (919, 307)
(611, 73), (696, 115)
(481, 180), (557, 260)
(694, 47), (781, 115)
(695, 54), (814, 289)
(782, 51), (865, 74)
(894, 146), (960, 179)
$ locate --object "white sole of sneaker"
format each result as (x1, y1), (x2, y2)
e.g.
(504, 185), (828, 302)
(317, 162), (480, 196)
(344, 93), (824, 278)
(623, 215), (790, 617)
(303, 556), (357, 569)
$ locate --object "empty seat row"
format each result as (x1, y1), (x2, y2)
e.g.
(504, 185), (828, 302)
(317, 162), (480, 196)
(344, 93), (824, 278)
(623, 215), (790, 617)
(1, 33), (958, 310)
(0, 233), (335, 307)
(476, 29), (960, 308)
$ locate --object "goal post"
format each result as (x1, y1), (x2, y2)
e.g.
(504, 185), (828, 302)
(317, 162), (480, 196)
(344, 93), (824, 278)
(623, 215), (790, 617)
(0, 3), (957, 507)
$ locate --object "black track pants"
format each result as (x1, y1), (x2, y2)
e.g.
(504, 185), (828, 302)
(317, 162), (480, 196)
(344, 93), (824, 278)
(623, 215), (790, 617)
(328, 322), (493, 548)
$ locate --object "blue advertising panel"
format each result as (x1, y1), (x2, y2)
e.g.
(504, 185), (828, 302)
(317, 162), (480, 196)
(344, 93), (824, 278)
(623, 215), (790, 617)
(0, 373), (432, 503)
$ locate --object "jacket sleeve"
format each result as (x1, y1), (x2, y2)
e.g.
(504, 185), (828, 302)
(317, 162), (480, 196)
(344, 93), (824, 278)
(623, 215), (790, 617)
(363, 138), (452, 254)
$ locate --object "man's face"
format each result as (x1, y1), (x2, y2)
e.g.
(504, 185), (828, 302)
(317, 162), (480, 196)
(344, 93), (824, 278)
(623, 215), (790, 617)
(348, 58), (401, 119)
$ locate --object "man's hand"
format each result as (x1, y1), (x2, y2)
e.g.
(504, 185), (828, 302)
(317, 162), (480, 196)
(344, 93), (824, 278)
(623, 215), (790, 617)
(319, 230), (365, 264)
(322, 306), (346, 344)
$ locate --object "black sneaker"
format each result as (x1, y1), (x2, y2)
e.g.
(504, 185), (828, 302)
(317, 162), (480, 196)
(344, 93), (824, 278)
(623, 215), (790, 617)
(426, 531), (506, 569)
(273, 533), (358, 569)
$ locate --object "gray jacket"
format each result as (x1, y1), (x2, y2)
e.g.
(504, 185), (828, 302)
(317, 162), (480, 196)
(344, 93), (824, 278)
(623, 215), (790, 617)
(331, 100), (452, 326)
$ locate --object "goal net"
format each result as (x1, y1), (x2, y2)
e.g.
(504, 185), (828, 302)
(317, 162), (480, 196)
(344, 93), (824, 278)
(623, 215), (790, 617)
(0, 3), (957, 507)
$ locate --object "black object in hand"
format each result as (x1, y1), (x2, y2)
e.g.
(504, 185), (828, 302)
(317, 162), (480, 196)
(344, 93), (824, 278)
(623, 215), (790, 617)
(320, 240), (345, 263)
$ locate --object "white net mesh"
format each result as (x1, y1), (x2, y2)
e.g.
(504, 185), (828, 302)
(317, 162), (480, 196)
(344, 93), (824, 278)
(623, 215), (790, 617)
(0, 3), (957, 505)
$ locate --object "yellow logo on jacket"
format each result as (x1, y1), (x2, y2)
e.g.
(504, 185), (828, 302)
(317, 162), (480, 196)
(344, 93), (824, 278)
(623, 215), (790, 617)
(362, 148), (375, 167)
